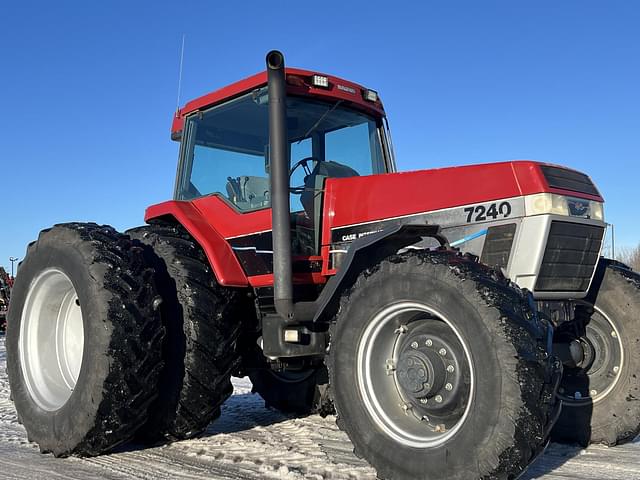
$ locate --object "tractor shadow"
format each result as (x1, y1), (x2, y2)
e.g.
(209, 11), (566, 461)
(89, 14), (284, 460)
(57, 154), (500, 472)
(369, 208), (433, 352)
(521, 442), (585, 479)
(118, 378), (595, 480)
(204, 391), (293, 436)
(115, 390), (293, 454)
(521, 371), (593, 479)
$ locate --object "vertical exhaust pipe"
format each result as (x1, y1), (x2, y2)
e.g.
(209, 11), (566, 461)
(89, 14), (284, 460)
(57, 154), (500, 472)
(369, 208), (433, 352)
(266, 50), (294, 321)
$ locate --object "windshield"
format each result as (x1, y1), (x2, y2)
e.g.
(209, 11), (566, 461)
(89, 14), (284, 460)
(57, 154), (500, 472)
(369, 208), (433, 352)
(175, 87), (388, 212)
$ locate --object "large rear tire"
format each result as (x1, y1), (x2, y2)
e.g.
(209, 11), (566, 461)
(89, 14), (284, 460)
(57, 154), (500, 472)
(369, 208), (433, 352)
(127, 222), (246, 441)
(328, 250), (560, 480)
(552, 259), (640, 446)
(6, 223), (164, 456)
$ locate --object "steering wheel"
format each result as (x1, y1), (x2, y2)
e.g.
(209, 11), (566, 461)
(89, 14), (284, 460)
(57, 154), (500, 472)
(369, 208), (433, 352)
(290, 156), (316, 178)
(290, 156), (318, 194)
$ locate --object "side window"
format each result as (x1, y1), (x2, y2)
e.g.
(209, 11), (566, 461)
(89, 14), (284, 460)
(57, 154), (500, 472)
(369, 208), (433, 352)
(190, 145), (269, 211)
(325, 122), (383, 175)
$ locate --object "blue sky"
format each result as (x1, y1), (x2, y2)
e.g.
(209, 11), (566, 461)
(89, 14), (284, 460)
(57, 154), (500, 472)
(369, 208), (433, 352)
(1, 1), (638, 273)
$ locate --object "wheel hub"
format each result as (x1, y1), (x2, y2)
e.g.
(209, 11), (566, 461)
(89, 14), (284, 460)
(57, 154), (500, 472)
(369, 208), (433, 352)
(396, 349), (443, 398)
(356, 302), (473, 448)
(394, 325), (466, 416)
(19, 269), (85, 411)
(558, 307), (623, 405)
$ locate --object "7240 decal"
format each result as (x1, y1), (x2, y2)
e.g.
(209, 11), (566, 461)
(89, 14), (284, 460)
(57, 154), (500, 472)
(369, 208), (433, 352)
(464, 202), (512, 223)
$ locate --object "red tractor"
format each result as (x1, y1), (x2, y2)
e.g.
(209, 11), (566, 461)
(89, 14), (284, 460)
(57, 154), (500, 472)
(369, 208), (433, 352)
(6, 51), (640, 480)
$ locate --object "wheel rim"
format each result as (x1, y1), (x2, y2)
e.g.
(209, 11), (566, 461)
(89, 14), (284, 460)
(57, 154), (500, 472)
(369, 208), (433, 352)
(559, 306), (623, 406)
(19, 268), (84, 411)
(356, 301), (474, 448)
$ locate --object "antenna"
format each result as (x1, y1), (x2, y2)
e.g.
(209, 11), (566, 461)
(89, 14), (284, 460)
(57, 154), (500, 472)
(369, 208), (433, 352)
(176, 34), (186, 113)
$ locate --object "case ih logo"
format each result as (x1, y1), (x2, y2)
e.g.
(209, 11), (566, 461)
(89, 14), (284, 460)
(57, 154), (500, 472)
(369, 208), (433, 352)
(337, 84), (356, 95)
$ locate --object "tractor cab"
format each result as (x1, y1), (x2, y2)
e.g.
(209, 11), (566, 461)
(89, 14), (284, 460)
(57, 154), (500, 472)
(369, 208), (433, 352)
(171, 74), (392, 257)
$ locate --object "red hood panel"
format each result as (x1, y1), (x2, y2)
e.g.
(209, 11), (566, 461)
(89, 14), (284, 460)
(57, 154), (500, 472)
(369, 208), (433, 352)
(324, 160), (601, 229)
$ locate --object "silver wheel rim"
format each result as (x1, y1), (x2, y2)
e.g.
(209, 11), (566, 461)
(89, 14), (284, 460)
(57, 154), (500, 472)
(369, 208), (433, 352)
(356, 301), (475, 448)
(19, 268), (84, 411)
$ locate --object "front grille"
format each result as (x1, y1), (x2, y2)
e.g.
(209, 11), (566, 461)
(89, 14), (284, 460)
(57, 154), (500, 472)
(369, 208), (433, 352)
(540, 165), (600, 197)
(535, 221), (605, 292)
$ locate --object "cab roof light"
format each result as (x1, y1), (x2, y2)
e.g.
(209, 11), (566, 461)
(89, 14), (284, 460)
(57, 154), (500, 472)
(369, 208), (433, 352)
(311, 74), (329, 88)
(363, 89), (378, 102)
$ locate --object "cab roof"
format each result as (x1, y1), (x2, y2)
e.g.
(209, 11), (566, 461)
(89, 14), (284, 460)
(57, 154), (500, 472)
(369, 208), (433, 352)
(171, 67), (385, 138)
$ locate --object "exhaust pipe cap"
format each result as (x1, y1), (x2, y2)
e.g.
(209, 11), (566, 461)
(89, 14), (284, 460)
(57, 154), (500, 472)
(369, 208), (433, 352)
(266, 50), (285, 70)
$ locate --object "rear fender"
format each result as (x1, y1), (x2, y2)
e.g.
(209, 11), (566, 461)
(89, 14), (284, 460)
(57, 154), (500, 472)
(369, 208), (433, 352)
(145, 201), (248, 287)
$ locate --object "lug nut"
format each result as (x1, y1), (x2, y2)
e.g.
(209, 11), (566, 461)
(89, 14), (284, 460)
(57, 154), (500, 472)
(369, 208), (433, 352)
(411, 341), (419, 349)
(590, 389), (598, 396)
(445, 383), (453, 391)
(420, 398), (428, 404)
(446, 365), (455, 373)
(611, 330), (618, 338)
(438, 348), (447, 357)
(385, 360), (396, 375)
(435, 395), (443, 403)
(425, 339), (433, 347)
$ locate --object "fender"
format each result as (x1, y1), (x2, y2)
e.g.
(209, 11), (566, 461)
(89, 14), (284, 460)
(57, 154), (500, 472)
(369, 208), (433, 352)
(309, 223), (448, 323)
(262, 223), (448, 357)
(145, 200), (248, 287)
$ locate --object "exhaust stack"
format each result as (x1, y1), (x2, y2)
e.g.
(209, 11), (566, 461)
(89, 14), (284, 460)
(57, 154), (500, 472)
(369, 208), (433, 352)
(266, 50), (294, 321)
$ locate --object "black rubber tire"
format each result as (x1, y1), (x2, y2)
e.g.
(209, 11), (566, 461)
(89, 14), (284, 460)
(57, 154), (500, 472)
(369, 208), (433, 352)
(6, 223), (164, 457)
(552, 259), (640, 446)
(248, 361), (333, 415)
(328, 250), (560, 480)
(127, 222), (246, 441)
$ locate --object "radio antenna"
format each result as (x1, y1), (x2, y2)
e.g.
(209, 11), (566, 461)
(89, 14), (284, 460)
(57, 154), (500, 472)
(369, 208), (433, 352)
(176, 34), (186, 113)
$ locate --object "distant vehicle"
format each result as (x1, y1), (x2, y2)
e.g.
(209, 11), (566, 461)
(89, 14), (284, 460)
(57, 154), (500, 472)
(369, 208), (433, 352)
(0, 267), (11, 333)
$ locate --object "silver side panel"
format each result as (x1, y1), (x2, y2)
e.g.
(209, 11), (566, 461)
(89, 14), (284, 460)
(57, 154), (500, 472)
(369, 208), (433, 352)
(330, 195), (606, 300)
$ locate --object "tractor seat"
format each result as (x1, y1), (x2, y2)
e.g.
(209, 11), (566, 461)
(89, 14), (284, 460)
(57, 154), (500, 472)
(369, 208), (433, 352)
(300, 160), (359, 218)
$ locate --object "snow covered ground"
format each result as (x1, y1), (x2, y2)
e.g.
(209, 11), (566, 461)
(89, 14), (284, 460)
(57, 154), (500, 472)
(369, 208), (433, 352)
(0, 336), (639, 479)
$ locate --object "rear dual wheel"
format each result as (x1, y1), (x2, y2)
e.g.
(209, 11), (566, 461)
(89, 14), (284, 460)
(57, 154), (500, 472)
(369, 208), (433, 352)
(127, 222), (246, 441)
(328, 251), (560, 480)
(6, 223), (164, 456)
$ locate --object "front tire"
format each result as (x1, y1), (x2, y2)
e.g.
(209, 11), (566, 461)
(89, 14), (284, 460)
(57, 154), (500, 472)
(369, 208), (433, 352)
(552, 259), (640, 446)
(6, 223), (164, 456)
(328, 251), (559, 480)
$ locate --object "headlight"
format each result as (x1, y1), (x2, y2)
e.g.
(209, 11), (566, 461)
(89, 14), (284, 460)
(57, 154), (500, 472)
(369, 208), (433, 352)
(590, 201), (604, 221)
(525, 193), (604, 221)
